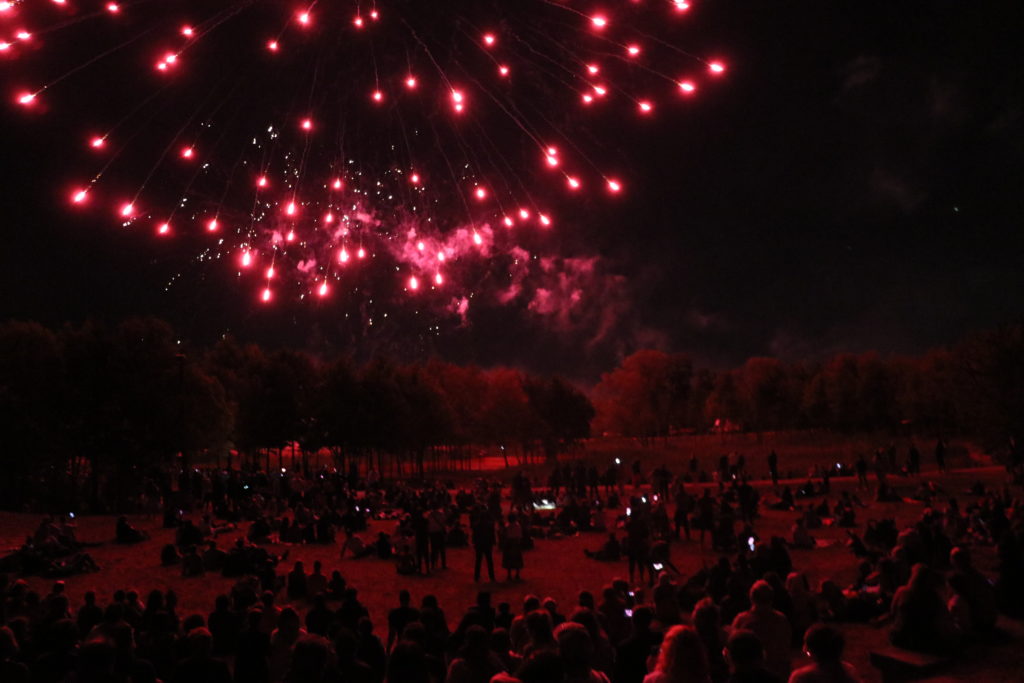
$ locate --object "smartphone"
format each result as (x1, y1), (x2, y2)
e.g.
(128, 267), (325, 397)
(652, 562), (664, 571)
(747, 537), (756, 552)
(628, 591), (635, 598)
(69, 512), (75, 519)
(624, 609), (633, 617)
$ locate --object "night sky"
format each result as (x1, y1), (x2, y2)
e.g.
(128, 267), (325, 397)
(1, 0), (1021, 380)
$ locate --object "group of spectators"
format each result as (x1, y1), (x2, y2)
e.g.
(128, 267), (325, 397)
(0, 558), (865, 683)
(3, 440), (1024, 683)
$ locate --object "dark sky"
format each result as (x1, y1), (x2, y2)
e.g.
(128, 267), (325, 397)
(1, 0), (1022, 380)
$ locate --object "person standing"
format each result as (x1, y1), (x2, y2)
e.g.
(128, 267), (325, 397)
(674, 484), (693, 541)
(853, 454), (867, 489)
(935, 438), (947, 472)
(908, 444), (921, 475)
(472, 506), (497, 582)
(697, 489), (717, 550)
(767, 451), (779, 488)
(413, 510), (431, 575)
(626, 510), (651, 585)
(502, 513), (524, 582)
(428, 507), (447, 570)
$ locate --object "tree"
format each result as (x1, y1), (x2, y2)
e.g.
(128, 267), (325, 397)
(479, 368), (539, 454)
(592, 350), (692, 441)
(954, 323), (1024, 444)
(0, 321), (66, 509)
(705, 370), (742, 431)
(524, 376), (593, 459)
(736, 357), (793, 434)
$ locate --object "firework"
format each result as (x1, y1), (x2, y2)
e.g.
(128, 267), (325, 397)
(3, 0), (726, 304)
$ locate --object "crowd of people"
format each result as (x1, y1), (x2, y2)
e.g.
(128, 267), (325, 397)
(2, 441), (1024, 683)
(1, 555), (869, 683)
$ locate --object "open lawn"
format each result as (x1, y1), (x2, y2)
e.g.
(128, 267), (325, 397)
(2, 462), (1022, 682)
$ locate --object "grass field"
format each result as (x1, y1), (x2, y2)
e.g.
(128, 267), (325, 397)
(434, 431), (984, 483)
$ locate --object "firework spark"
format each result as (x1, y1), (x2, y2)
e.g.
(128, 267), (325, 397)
(4, 0), (726, 305)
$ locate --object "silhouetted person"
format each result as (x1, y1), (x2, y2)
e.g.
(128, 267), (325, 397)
(614, 606), (661, 683)
(472, 508), (497, 582)
(949, 547), (997, 634)
(732, 581), (791, 681)
(935, 438), (946, 472)
(724, 629), (780, 683)
(789, 625), (861, 683)
(235, 609), (270, 683)
(388, 591), (420, 651)
(171, 628), (230, 683)
(286, 562), (308, 602)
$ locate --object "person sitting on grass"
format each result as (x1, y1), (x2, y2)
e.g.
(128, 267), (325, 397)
(948, 546), (997, 634)
(788, 624), (861, 683)
(556, 622), (610, 683)
(446, 625), (507, 683)
(724, 629), (781, 683)
(731, 581), (792, 682)
(116, 516), (148, 544)
(643, 624), (710, 683)
(160, 543), (181, 567)
(889, 563), (962, 654)
(339, 530), (375, 559)
(790, 519), (815, 550)
(181, 545), (204, 577)
(584, 533), (622, 561)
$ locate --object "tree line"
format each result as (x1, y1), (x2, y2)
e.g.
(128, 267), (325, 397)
(592, 324), (1024, 447)
(1, 316), (1020, 511)
(0, 318), (593, 511)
